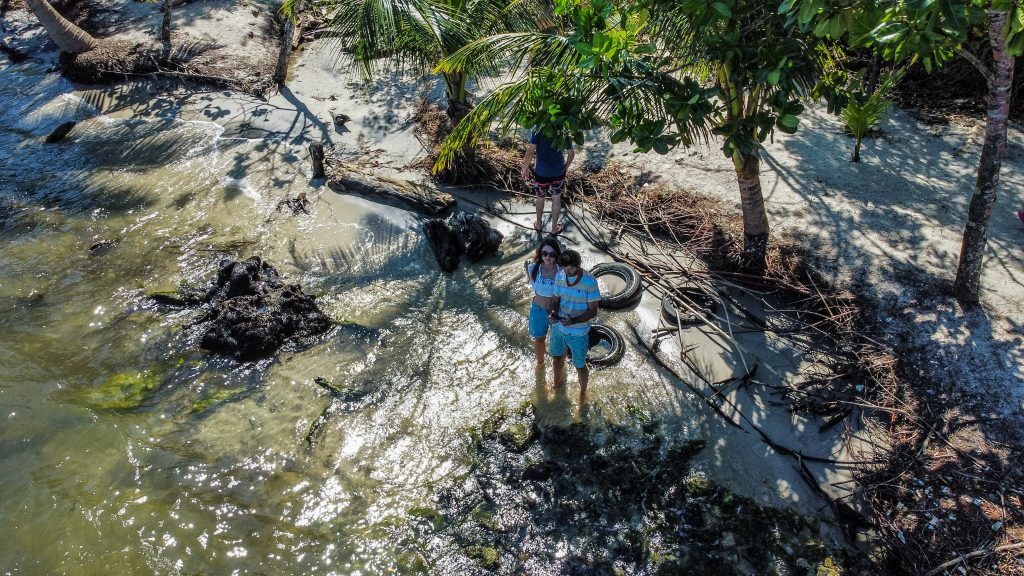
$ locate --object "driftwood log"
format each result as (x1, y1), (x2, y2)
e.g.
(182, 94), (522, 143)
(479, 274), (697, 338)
(325, 161), (455, 215)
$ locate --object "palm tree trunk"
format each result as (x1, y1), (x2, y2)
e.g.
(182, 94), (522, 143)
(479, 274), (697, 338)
(24, 0), (97, 54)
(443, 72), (472, 124)
(161, 0), (172, 60)
(953, 9), (1014, 304)
(852, 136), (862, 162)
(734, 151), (770, 273)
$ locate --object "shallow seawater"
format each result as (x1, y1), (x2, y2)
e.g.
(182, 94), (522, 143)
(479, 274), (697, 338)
(0, 61), (870, 575)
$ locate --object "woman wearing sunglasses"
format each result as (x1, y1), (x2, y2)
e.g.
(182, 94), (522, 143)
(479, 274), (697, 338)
(524, 238), (562, 365)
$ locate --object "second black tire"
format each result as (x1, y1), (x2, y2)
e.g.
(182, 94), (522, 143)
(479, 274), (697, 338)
(591, 262), (642, 310)
(586, 323), (625, 367)
(661, 287), (717, 327)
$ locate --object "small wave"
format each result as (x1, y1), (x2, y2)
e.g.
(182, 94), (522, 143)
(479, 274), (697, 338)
(221, 176), (261, 202)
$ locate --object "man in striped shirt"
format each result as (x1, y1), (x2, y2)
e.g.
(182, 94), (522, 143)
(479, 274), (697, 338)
(547, 249), (600, 402)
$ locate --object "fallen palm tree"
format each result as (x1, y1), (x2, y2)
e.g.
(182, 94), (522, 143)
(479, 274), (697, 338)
(24, 0), (278, 95)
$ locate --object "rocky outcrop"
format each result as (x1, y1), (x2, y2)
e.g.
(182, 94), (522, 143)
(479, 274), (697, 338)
(152, 257), (332, 361)
(45, 121), (76, 143)
(424, 212), (503, 273)
(423, 218), (462, 273)
(449, 212), (503, 261)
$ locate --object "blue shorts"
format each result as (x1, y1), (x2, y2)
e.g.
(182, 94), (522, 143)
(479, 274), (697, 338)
(548, 326), (589, 369)
(528, 301), (551, 339)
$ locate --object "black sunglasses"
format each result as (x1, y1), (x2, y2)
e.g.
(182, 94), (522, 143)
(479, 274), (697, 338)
(541, 250), (556, 257)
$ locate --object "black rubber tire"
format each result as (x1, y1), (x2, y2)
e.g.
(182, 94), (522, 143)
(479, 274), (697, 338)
(591, 262), (642, 310)
(586, 323), (625, 367)
(661, 287), (716, 327)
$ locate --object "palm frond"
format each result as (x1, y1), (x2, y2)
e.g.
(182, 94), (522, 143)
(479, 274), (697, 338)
(434, 76), (537, 171)
(435, 32), (577, 77)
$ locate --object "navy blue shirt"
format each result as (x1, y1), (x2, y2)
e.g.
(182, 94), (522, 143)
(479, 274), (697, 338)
(530, 130), (573, 178)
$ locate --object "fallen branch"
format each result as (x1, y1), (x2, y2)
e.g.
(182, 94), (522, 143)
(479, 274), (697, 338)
(922, 542), (1024, 576)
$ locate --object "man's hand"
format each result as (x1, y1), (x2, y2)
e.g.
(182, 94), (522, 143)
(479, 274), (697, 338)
(520, 165), (530, 181)
(560, 315), (574, 326)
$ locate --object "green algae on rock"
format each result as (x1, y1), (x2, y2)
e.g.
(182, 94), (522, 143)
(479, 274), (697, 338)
(74, 371), (161, 410)
(187, 386), (247, 414)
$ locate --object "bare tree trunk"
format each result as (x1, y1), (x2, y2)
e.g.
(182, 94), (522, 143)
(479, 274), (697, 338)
(865, 54), (880, 96)
(953, 9), (1014, 304)
(734, 151), (770, 273)
(161, 0), (172, 60)
(24, 0), (98, 53)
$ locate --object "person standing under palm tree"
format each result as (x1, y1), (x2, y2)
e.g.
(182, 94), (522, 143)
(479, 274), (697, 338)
(521, 129), (574, 235)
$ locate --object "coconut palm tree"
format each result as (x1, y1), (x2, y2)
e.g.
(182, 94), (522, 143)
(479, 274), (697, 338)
(304, 0), (548, 122)
(436, 0), (822, 271)
(24, 0), (98, 54)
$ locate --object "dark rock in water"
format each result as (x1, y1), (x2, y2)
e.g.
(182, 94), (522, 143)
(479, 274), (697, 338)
(448, 212), (503, 262)
(152, 256), (332, 361)
(522, 460), (561, 481)
(88, 239), (116, 255)
(423, 212), (503, 272)
(45, 121), (77, 143)
(423, 218), (462, 273)
(0, 42), (29, 63)
(149, 291), (199, 307)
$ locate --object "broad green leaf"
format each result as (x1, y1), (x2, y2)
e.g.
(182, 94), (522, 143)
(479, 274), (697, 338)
(712, 2), (732, 18)
(777, 114), (799, 130)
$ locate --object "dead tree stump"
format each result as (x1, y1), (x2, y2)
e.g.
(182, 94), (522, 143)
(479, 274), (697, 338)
(309, 143), (325, 178)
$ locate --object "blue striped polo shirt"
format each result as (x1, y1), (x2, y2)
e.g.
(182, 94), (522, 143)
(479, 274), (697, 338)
(553, 269), (600, 336)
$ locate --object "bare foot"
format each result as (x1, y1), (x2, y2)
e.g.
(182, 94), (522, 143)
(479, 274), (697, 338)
(549, 221), (565, 235)
(533, 220), (543, 232)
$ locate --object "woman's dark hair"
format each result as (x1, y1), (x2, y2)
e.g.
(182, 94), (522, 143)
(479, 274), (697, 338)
(558, 249), (582, 268)
(531, 237), (561, 282)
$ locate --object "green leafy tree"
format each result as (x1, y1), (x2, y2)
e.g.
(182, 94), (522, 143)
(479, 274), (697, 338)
(436, 0), (824, 271)
(294, 0), (547, 122)
(785, 0), (1023, 304)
